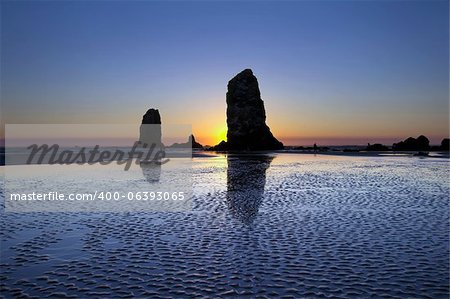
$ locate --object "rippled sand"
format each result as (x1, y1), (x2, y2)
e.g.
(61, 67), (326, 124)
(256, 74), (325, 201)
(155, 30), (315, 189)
(1, 154), (449, 298)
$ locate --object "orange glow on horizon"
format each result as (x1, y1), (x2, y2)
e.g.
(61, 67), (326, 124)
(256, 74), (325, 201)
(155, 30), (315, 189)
(194, 123), (227, 146)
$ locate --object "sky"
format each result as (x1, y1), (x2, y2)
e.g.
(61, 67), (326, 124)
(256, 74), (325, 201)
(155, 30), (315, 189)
(1, 0), (448, 146)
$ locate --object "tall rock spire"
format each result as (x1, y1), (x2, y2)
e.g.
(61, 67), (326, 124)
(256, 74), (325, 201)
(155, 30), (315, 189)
(224, 69), (283, 150)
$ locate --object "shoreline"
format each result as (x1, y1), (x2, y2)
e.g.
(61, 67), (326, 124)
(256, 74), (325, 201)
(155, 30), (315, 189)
(1, 149), (449, 167)
(200, 149), (450, 158)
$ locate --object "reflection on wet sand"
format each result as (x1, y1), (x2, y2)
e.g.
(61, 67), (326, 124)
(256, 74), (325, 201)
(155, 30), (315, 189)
(226, 155), (274, 224)
(140, 162), (161, 183)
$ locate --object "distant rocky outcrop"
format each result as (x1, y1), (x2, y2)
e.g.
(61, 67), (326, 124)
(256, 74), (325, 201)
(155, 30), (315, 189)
(366, 143), (389, 151)
(393, 135), (430, 151)
(190, 135), (203, 149)
(441, 138), (449, 151)
(169, 135), (203, 149)
(211, 69), (283, 151)
(139, 108), (164, 149)
(211, 140), (227, 151)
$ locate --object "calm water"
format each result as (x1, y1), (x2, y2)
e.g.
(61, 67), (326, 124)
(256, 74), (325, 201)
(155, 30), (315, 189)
(0, 153), (449, 298)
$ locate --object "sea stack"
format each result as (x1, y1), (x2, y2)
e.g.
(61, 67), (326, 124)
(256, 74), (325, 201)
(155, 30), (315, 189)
(142, 108), (161, 125)
(139, 108), (163, 148)
(168, 134), (203, 149)
(214, 69), (283, 150)
(190, 135), (203, 149)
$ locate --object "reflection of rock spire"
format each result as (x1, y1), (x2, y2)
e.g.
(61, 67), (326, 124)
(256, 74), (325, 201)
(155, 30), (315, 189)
(140, 162), (161, 183)
(226, 155), (274, 224)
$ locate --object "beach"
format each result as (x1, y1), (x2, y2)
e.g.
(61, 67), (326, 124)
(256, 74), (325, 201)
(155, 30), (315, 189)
(1, 153), (449, 298)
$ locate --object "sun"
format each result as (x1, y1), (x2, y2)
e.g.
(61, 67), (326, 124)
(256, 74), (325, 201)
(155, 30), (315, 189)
(216, 125), (228, 144)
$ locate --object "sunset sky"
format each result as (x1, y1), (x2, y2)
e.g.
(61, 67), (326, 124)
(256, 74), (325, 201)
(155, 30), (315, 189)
(1, 1), (448, 146)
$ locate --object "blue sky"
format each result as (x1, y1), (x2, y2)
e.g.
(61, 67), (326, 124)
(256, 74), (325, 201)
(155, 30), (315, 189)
(1, 0), (448, 145)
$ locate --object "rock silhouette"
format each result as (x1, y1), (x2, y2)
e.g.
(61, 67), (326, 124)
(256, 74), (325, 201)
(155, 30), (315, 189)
(139, 108), (163, 149)
(393, 135), (430, 151)
(190, 135), (203, 149)
(366, 143), (389, 151)
(139, 108), (165, 165)
(141, 108), (161, 125)
(211, 140), (227, 151)
(169, 135), (203, 149)
(441, 138), (449, 151)
(212, 69), (283, 151)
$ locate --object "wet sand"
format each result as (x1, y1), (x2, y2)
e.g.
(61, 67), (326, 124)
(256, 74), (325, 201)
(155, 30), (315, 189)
(0, 153), (449, 298)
